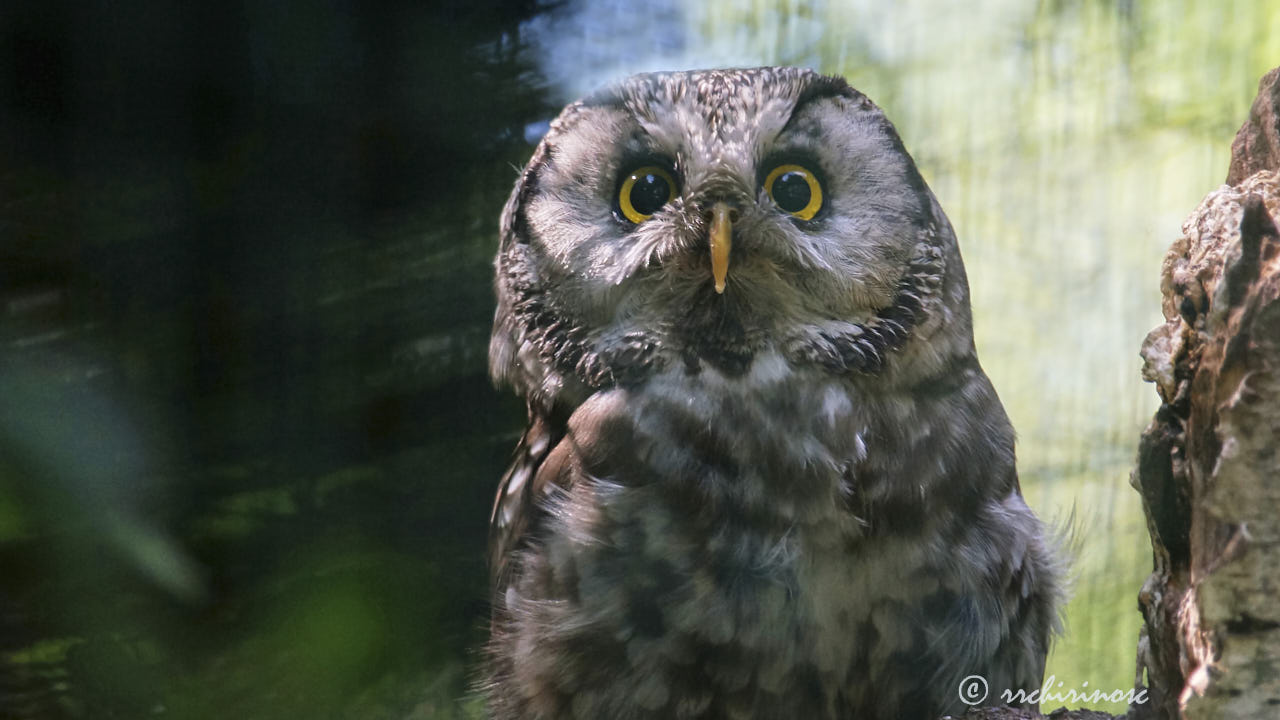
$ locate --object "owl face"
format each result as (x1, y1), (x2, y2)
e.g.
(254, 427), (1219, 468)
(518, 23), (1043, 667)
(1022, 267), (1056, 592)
(491, 68), (972, 408)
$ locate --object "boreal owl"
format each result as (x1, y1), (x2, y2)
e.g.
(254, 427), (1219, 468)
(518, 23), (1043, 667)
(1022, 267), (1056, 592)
(484, 67), (1061, 720)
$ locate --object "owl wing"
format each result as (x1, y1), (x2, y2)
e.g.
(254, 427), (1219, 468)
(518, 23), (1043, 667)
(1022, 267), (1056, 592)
(488, 404), (569, 591)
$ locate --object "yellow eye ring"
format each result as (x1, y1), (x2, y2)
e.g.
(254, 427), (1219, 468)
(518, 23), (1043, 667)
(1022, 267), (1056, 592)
(618, 166), (677, 224)
(764, 164), (823, 220)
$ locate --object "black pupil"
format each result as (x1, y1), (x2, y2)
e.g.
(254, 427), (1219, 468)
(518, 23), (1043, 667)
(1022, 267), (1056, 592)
(629, 172), (671, 216)
(773, 171), (812, 213)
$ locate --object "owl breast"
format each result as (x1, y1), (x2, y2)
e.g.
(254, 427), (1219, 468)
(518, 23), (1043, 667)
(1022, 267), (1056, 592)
(487, 351), (1045, 719)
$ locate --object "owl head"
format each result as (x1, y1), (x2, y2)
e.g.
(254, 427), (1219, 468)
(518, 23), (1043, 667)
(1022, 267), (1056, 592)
(490, 68), (975, 410)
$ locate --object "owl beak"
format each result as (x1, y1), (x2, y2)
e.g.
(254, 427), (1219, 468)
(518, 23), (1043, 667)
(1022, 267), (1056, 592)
(709, 202), (732, 294)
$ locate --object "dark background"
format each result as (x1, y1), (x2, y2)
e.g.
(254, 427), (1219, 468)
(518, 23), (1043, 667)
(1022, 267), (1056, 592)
(1, 2), (555, 717)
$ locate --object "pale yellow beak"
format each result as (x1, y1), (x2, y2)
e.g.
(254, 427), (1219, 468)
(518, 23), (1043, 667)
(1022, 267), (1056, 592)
(710, 202), (732, 294)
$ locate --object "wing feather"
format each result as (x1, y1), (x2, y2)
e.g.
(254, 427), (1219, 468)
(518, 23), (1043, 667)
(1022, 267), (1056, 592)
(488, 404), (568, 591)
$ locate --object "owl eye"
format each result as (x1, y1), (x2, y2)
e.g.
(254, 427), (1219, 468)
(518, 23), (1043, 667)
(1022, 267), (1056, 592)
(617, 165), (678, 224)
(764, 164), (823, 220)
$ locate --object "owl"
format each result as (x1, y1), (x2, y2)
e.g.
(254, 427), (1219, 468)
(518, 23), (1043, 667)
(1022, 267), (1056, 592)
(483, 68), (1061, 720)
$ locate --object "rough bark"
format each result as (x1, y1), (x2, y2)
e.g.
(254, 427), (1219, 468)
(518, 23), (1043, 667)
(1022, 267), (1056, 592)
(1131, 66), (1280, 720)
(1227, 68), (1280, 186)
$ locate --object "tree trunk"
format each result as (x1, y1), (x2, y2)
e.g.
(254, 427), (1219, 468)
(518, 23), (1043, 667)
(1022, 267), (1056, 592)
(1132, 66), (1280, 720)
